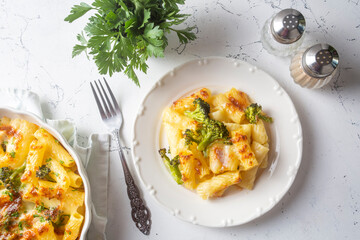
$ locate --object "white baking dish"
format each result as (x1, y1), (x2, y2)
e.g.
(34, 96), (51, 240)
(0, 107), (91, 239)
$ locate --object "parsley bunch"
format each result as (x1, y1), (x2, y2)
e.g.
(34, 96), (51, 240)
(65, 0), (196, 86)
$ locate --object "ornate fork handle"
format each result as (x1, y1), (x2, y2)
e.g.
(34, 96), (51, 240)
(112, 130), (151, 235)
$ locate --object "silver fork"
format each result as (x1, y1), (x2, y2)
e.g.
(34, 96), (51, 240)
(90, 78), (151, 235)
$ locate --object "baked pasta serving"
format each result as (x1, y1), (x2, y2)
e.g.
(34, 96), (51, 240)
(159, 88), (273, 199)
(0, 117), (85, 239)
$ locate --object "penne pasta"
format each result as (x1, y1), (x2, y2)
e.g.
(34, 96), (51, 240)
(47, 159), (71, 191)
(171, 88), (211, 114)
(197, 171), (241, 199)
(61, 187), (85, 215)
(68, 171), (83, 188)
(63, 212), (84, 240)
(161, 88), (271, 199)
(0, 118), (85, 239)
(34, 128), (75, 167)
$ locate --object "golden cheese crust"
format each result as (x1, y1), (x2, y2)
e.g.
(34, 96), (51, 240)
(162, 88), (271, 199)
(0, 117), (85, 239)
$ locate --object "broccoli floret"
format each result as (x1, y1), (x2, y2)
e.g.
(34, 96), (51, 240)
(1, 141), (7, 152)
(170, 155), (180, 166)
(184, 98), (210, 123)
(183, 129), (202, 146)
(36, 165), (51, 178)
(158, 148), (167, 159)
(245, 103), (273, 124)
(184, 118), (231, 152)
(36, 165), (54, 182)
(0, 162), (26, 192)
(183, 98), (231, 152)
(158, 148), (183, 184)
(0, 167), (12, 187)
(53, 213), (70, 227)
(197, 119), (230, 152)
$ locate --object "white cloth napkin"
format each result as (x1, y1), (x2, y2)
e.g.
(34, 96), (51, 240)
(0, 88), (109, 240)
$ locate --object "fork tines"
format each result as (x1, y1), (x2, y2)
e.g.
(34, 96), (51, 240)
(90, 78), (121, 120)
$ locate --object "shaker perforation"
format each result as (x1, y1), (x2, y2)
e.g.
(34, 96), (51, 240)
(261, 8), (306, 56)
(290, 43), (340, 89)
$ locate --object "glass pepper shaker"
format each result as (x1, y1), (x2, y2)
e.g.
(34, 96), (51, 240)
(290, 43), (339, 89)
(261, 9), (306, 57)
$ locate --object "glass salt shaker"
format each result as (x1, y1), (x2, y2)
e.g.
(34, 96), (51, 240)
(261, 9), (306, 57)
(290, 43), (339, 89)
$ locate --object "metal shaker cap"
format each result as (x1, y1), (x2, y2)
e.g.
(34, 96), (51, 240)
(302, 43), (339, 78)
(271, 9), (306, 44)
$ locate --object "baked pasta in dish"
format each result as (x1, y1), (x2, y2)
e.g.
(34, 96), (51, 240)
(0, 117), (85, 239)
(159, 88), (272, 199)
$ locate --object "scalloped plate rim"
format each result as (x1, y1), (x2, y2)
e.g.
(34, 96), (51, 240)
(131, 57), (303, 227)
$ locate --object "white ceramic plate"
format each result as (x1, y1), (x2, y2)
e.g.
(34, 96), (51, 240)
(0, 107), (91, 238)
(132, 57), (302, 227)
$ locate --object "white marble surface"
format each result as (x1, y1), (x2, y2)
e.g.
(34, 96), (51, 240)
(1, 0), (360, 239)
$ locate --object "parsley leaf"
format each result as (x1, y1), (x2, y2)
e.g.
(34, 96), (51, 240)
(4, 190), (13, 201)
(64, 3), (93, 23)
(36, 204), (45, 213)
(39, 216), (46, 222)
(72, 44), (88, 58)
(11, 211), (19, 218)
(18, 221), (23, 230)
(65, 0), (196, 86)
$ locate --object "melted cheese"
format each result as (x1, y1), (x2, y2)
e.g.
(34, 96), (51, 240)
(162, 88), (271, 199)
(0, 117), (85, 239)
